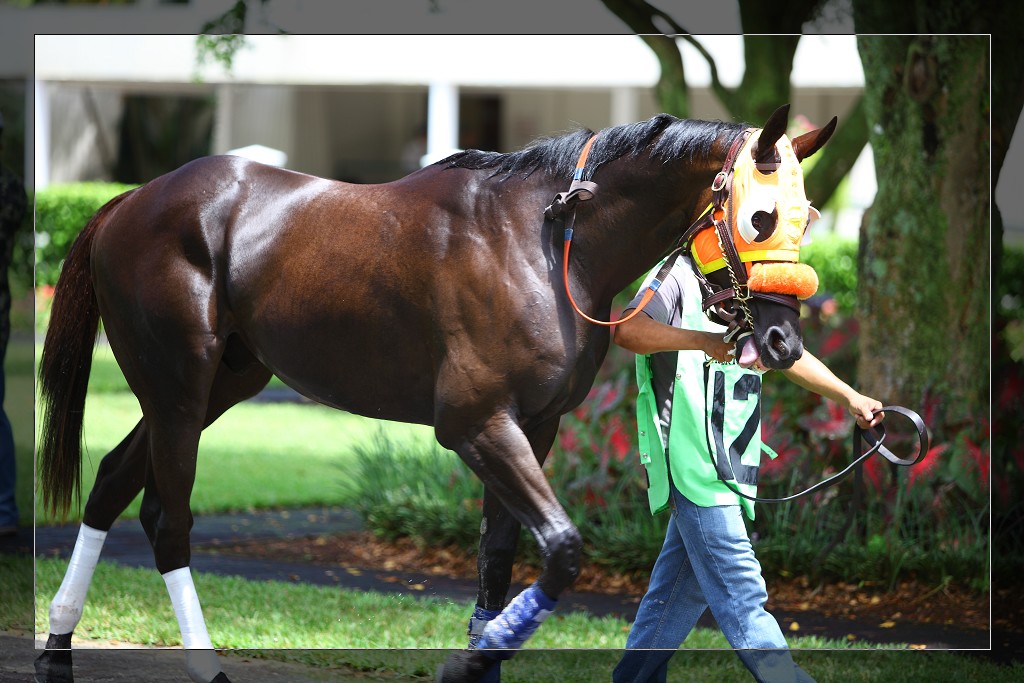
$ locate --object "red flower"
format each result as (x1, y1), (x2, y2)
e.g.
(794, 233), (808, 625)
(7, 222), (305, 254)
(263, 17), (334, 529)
(907, 443), (948, 487)
(818, 327), (849, 357)
(599, 385), (620, 411)
(582, 485), (606, 508)
(800, 399), (849, 439)
(559, 427), (580, 454)
(1014, 446), (1024, 473)
(759, 452), (788, 478)
(863, 457), (885, 491)
(963, 438), (989, 492)
(996, 477), (1011, 508)
(921, 390), (942, 431)
(608, 415), (631, 462)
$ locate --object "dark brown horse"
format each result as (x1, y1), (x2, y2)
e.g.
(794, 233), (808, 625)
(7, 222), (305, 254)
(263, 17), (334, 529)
(36, 105), (835, 683)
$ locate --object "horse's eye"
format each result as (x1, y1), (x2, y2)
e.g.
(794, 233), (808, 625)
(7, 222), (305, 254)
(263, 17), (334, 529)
(738, 205), (778, 244)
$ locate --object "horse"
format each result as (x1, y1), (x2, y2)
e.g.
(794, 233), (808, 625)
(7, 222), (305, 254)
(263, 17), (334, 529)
(35, 104), (835, 683)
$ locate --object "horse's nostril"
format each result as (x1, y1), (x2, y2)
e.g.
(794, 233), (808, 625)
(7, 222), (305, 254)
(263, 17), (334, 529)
(765, 327), (792, 359)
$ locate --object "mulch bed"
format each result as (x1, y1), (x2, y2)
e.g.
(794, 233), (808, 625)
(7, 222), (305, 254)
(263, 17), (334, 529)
(204, 530), (1001, 634)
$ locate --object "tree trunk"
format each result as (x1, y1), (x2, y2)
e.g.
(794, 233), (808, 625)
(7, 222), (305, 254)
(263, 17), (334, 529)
(854, 35), (989, 432)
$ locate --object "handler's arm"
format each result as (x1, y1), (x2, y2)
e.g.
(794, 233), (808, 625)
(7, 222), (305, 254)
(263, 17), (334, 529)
(613, 309), (735, 363)
(782, 350), (884, 428)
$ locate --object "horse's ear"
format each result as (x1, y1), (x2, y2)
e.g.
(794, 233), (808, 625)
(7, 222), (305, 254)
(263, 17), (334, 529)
(791, 116), (838, 162)
(753, 104), (790, 165)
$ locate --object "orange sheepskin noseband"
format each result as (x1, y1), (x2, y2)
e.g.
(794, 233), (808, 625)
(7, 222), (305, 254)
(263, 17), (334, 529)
(748, 262), (818, 300)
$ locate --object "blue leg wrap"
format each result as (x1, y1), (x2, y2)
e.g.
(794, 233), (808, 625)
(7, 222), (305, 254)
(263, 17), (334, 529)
(475, 583), (557, 660)
(467, 605), (503, 683)
(467, 605), (502, 649)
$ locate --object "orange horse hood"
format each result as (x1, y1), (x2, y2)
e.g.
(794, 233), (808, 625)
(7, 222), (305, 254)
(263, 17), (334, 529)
(691, 128), (819, 300)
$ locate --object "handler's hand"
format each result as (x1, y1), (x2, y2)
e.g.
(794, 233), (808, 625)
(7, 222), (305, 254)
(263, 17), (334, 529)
(702, 333), (736, 364)
(848, 393), (884, 429)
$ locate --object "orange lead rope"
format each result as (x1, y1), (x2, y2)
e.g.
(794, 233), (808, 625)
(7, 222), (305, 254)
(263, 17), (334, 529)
(560, 134), (665, 327)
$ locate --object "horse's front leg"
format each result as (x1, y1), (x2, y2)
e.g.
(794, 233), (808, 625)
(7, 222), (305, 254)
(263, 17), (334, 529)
(466, 420), (560, 681)
(436, 412), (580, 683)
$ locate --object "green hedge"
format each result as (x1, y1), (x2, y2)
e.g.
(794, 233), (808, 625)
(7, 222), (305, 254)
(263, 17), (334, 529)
(35, 182), (138, 287)
(799, 234), (858, 315)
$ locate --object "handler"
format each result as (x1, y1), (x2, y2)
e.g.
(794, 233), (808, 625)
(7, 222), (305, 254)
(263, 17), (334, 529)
(610, 254), (883, 683)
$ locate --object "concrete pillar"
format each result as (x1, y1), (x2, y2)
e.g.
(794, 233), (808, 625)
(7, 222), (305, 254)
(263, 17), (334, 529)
(212, 83), (234, 155)
(611, 87), (638, 126)
(424, 81), (459, 166)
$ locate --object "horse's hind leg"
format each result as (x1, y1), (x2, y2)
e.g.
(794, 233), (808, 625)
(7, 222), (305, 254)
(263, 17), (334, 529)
(35, 421), (149, 683)
(437, 412), (581, 683)
(136, 350), (271, 553)
(36, 342), (270, 683)
(134, 349), (271, 683)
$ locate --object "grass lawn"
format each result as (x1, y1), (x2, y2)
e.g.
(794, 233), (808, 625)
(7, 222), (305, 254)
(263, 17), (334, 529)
(31, 341), (447, 525)
(4, 555), (1019, 683)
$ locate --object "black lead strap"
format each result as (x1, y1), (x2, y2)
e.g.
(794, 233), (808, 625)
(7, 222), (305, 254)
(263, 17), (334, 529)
(708, 405), (930, 504)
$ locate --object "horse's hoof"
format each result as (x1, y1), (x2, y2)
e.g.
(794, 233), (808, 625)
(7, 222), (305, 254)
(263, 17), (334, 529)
(436, 649), (500, 682)
(210, 673), (232, 683)
(34, 634), (74, 683)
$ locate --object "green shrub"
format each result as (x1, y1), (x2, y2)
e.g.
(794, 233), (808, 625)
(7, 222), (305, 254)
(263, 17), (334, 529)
(799, 234), (858, 316)
(9, 192), (33, 295)
(35, 182), (138, 286)
(341, 434), (483, 551)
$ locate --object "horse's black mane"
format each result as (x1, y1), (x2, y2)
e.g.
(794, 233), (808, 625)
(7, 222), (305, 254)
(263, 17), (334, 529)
(439, 114), (749, 180)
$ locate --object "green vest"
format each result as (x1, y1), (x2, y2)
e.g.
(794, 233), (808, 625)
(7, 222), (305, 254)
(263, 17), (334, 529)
(634, 261), (775, 521)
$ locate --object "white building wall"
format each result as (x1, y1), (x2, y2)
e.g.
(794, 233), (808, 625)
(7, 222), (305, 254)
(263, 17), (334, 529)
(291, 87), (334, 179)
(32, 34), (869, 199)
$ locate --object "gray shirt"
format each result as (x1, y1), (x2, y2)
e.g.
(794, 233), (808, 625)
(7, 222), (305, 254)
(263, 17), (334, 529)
(626, 257), (695, 438)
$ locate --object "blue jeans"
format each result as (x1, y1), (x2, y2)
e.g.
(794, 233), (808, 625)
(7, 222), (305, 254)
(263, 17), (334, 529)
(0, 362), (17, 528)
(613, 486), (814, 683)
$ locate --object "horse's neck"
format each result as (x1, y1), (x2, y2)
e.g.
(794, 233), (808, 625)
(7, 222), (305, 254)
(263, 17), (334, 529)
(568, 158), (717, 303)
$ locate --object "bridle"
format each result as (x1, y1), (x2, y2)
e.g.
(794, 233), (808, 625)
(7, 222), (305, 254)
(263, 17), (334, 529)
(546, 128), (797, 340)
(675, 129), (803, 342)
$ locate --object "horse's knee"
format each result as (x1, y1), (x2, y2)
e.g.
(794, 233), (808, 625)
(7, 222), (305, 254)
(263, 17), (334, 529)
(538, 524), (583, 596)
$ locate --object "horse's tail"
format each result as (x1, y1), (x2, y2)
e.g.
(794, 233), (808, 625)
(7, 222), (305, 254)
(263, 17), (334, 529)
(38, 189), (136, 519)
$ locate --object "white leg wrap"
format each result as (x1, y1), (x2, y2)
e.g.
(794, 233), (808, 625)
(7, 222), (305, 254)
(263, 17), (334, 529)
(48, 524), (107, 635)
(162, 567), (221, 683)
